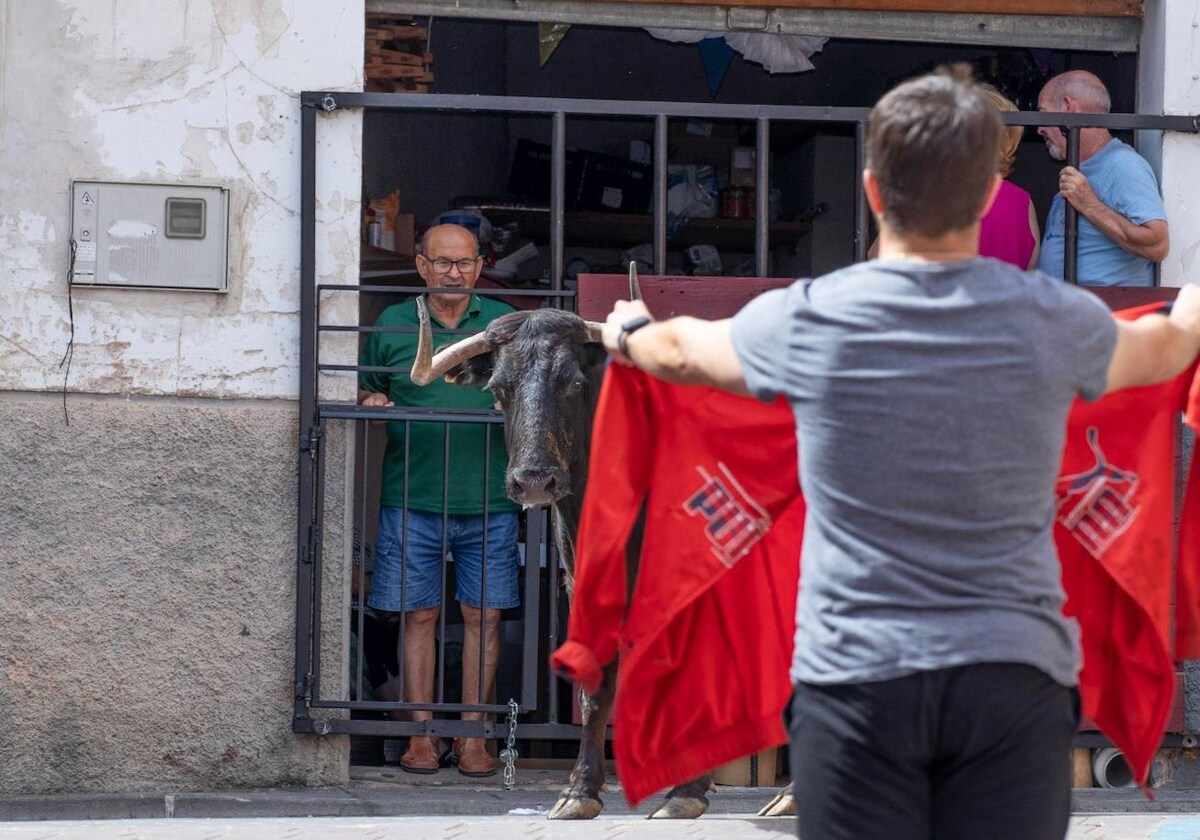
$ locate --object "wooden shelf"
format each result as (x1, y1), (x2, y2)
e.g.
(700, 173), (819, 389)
(480, 207), (811, 252)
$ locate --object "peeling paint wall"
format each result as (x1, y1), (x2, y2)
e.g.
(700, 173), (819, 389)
(0, 0), (362, 400)
(0, 0), (362, 793)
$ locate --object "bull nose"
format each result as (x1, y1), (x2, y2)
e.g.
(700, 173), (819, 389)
(510, 467), (558, 502)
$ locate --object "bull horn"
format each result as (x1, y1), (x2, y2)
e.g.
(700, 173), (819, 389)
(584, 321), (605, 343)
(628, 261), (643, 301)
(410, 297), (494, 386)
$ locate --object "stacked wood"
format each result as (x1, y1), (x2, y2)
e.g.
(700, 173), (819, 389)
(365, 14), (433, 93)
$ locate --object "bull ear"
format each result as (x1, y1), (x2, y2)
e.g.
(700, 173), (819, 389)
(444, 352), (495, 387)
(581, 342), (609, 373)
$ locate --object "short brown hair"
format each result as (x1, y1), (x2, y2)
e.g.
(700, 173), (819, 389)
(866, 65), (1000, 237)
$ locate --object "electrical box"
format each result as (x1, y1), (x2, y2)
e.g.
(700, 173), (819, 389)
(70, 181), (229, 291)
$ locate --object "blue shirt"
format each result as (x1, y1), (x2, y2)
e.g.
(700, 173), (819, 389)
(1038, 138), (1165, 287)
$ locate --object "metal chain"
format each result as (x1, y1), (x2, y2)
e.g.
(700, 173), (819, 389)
(500, 697), (519, 790)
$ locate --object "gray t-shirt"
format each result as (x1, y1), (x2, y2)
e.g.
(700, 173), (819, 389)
(730, 257), (1118, 687)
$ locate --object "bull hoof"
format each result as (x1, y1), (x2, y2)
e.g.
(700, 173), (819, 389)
(648, 796), (709, 820)
(547, 796), (603, 820)
(756, 784), (796, 817)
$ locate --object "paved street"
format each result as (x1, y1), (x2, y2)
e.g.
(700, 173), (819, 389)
(2, 813), (1200, 839)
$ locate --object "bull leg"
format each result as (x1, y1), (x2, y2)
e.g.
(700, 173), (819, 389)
(756, 781), (797, 817)
(649, 773), (713, 819)
(548, 661), (616, 820)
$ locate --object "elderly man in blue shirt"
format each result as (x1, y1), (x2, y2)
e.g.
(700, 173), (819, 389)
(1036, 70), (1169, 287)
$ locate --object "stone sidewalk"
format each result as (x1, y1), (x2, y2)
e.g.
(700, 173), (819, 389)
(0, 813), (1198, 840)
(0, 767), (1197, 838)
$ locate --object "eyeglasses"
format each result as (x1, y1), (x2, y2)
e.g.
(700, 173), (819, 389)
(423, 256), (480, 274)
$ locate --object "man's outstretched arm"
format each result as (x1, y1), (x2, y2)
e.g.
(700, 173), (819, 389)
(601, 300), (749, 396)
(1104, 284), (1200, 394)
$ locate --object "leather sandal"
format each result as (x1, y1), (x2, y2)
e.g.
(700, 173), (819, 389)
(452, 737), (499, 778)
(399, 736), (440, 774)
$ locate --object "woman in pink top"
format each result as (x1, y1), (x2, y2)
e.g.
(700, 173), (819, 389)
(978, 86), (1041, 270)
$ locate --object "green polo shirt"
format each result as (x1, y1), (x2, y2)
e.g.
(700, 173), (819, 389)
(359, 294), (517, 514)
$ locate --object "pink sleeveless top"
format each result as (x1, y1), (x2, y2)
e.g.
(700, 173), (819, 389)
(979, 180), (1035, 270)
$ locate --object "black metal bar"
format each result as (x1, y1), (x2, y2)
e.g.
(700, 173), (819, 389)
(309, 91), (1200, 133)
(355, 419), (370, 707)
(755, 117), (770, 276)
(438, 422), (450, 705)
(311, 717), (604, 741)
(315, 700), (512, 713)
(398, 420), (410, 707)
(551, 112), (566, 296)
(1065, 128), (1081, 286)
(321, 284), (575, 297)
(520, 507), (543, 712)
(310, 418), (328, 703)
(653, 114), (668, 275)
(321, 405), (502, 423)
(999, 111), (1199, 132)
(478, 428), (490, 710)
(293, 99), (319, 727)
(854, 120), (868, 263)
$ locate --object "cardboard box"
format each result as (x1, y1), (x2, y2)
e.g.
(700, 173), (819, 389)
(712, 747), (779, 787)
(394, 212), (415, 255)
(507, 139), (652, 214)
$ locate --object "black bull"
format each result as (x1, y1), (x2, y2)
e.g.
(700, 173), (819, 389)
(410, 298), (794, 820)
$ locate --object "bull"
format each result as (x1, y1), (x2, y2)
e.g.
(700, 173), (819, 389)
(409, 269), (795, 820)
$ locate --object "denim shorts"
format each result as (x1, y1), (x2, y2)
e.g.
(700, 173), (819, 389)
(367, 507), (521, 612)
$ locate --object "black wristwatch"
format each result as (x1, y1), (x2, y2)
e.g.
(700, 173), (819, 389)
(617, 315), (653, 357)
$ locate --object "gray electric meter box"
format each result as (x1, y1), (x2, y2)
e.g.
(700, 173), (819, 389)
(70, 181), (229, 291)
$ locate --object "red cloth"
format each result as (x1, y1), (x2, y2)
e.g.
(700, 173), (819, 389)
(554, 307), (1196, 801)
(1055, 303), (1199, 787)
(1178, 364), (1200, 658)
(549, 365), (805, 806)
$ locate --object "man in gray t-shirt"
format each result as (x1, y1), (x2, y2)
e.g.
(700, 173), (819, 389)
(600, 67), (1200, 840)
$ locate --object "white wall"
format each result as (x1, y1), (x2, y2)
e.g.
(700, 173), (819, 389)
(0, 0), (362, 400)
(1149, 0), (1200, 287)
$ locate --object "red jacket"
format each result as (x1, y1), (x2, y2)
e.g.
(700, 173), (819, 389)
(554, 310), (1198, 801)
(1057, 303), (1200, 786)
(549, 365), (805, 806)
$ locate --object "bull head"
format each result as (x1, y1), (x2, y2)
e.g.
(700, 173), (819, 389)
(406, 265), (644, 507)
(410, 298), (605, 387)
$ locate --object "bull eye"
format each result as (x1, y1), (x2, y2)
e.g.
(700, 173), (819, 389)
(567, 379), (586, 394)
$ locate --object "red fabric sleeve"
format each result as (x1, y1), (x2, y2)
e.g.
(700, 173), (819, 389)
(549, 365), (655, 686)
(1176, 362), (1200, 658)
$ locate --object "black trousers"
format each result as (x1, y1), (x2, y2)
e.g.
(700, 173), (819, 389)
(789, 663), (1078, 840)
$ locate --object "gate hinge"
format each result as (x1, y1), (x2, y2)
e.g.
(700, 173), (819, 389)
(295, 672), (310, 703)
(300, 424), (323, 455)
(300, 524), (322, 565)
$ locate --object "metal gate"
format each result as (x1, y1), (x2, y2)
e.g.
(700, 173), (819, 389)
(294, 88), (1199, 746)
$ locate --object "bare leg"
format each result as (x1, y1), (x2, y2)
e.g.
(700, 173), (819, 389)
(399, 606), (440, 772)
(456, 603), (501, 775)
(548, 660), (616, 820)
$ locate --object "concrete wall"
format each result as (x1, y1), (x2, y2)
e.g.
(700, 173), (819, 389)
(1146, 0), (1200, 733)
(0, 0), (362, 792)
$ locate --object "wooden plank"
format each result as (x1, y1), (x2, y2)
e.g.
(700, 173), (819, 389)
(365, 63), (431, 80)
(577, 273), (793, 321)
(375, 50), (427, 66)
(577, 274), (1178, 322)
(588, 0), (1142, 18)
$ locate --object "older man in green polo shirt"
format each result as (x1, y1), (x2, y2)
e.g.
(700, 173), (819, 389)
(358, 223), (518, 777)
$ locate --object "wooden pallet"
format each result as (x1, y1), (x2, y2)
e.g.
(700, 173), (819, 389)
(365, 13), (433, 92)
